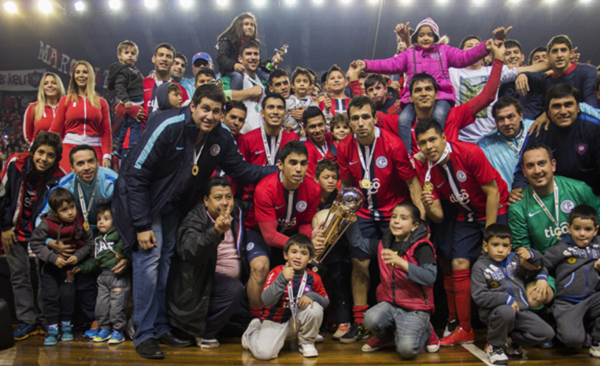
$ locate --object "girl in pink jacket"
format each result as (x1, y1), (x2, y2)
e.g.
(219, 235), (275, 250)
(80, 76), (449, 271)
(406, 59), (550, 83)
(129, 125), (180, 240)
(361, 18), (491, 152)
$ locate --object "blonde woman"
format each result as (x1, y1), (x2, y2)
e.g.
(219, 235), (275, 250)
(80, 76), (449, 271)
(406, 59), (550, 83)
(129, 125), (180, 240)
(50, 61), (112, 172)
(23, 72), (65, 144)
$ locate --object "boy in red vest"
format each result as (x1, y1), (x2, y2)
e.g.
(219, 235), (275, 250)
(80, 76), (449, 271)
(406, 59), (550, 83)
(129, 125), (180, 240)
(30, 188), (93, 346)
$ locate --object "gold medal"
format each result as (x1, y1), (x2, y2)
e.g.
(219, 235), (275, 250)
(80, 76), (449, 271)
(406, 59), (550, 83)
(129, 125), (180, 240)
(361, 179), (371, 189)
(300, 130), (306, 138)
(192, 165), (199, 176)
(83, 221), (90, 231)
(423, 182), (434, 192)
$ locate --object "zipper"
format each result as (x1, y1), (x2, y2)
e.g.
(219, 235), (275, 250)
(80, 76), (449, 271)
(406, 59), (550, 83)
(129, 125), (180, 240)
(392, 265), (396, 305)
(421, 287), (428, 307)
(83, 96), (87, 136)
(585, 264), (590, 296)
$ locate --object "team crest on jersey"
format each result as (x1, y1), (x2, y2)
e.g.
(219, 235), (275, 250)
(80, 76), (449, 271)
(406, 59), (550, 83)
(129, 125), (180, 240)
(210, 144), (221, 156)
(561, 200), (575, 214)
(246, 242), (255, 251)
(376, 156), (388, 169)
(296, 200), (307, 212)
(577, 143), (587, 155)
(457, 170), (467, 183)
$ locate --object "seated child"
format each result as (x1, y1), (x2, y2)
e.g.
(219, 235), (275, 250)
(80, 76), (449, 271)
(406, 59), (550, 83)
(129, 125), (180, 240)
(472, 224), (554, 365)
(544, 205), (600, 356)
(29, 187), (93, 346)
(362, 202), (439, 357)
(242, 234), (329, 360)
(74, 205), (131, 345)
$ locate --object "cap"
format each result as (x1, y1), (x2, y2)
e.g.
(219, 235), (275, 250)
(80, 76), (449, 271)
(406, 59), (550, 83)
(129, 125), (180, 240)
(192, 52), (213, 66)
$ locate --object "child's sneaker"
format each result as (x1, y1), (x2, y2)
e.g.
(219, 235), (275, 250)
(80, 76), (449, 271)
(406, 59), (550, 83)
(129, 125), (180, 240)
(443, 318), (459, 337)
(315, 334), (324, 343)
(13, 323), (38, 340)
(108, 331), (125, 345)
(440, 327), (474, 346)
(44, 325), (60, 346)
(61, 323), (73, 342)
(84, 320), (100, 338)
(590, 339), (600, 358)
(505, 337), (523, 356)
(197, 338), (220, 349)
(340, 323), (369, 344)
(361, 336), (390, 353)
(242, 318), (261, 350)
(299, 342), (319, 358)
(426, 323), (440, 353)
(93, 329), (112, 342)
(487, 344), (509, 365)
(332, 323), (351, 340)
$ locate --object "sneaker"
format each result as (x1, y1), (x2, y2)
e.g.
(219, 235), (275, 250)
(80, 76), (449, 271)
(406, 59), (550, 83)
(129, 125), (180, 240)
(14, 323), (38, 341)
(339, 323), (369, 344)
(84, 320), (100, 339)
(590, 340), (600, 358)
(242, 318), (261, 350)
(426, 323), (440, 353)
(505, 337), (523, 356)
(443, 318), (459, 338)
(197, 338), (220, 349)
(38, 324), (48, 336)
(332, 323), (351, 340)
(108, 331), (125, 345)
(315, 334), (324, 343)
(440, 327), (474, 347)
(540, 340), (553, 348)
(487, 344), (509, 365)
(299, 343), (319, 358)
(361, 336), (390, 353)
(93, 329), (112, 342)
(44, 326), (60, 346)
(61, 324), (73, 342)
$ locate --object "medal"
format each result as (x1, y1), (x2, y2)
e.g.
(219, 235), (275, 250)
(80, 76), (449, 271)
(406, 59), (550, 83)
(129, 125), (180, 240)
(423, 182), (434, 192)
(424, 143), (450, 189)
(287, 270), (308, 335)
(83, 221), (90, 231)
(192, 165), (199, 176)
(300, 130), (306, 138)
(356, 129), (378, 192)
(261, 126), (282, 166)
(77, 175), (98, 232)
(192, 138), (207, 175)
(361, 179), (371, 189)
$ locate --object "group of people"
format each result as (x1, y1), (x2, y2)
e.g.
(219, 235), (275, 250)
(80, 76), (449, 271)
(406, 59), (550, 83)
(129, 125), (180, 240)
(3, 11), (600, 365)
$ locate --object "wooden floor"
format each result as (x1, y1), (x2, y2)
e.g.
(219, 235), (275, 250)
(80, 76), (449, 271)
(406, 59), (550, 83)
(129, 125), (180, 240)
(2, 330), (600, 366)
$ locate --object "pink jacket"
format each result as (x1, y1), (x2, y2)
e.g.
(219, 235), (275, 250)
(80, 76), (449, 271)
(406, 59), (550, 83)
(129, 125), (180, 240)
(364, 42), (488, 105)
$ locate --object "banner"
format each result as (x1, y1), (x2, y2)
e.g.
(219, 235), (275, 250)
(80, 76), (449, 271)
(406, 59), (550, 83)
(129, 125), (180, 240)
(38, 41), (106, 88)
(0, 69), (46, 91)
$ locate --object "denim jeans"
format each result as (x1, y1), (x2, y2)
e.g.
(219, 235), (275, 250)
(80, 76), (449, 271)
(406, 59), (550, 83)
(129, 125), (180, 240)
(131, 210), (179, 346)
(117, 115), (142, 152)
(398, 99), (452, 153)
(363, 302), (430, 359)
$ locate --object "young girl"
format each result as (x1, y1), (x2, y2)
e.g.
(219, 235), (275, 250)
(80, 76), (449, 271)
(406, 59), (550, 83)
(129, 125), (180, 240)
(362, 202), (439, 357)
(355, 18), (491, 152)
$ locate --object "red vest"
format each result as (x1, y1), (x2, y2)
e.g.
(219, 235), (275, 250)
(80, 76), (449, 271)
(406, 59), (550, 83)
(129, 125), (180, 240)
(41, 215), (85, 250)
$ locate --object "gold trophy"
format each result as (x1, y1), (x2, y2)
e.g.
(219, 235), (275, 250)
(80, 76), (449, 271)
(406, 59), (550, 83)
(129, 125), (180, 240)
(265, 44), (289, 71)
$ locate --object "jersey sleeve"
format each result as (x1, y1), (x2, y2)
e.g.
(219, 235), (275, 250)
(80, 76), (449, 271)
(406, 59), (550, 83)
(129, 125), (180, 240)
(253, 183), (277, 223)
(99, 98), (112, 160)
(508, 201), (531, 249)
(337, 143), (353, 181)
(23, 103), (35, 144)
(391, 138), (416, 181)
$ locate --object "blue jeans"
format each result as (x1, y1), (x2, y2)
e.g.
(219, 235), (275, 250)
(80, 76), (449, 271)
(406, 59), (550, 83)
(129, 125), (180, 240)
(131, 210), (179, 346)
(363, 302), (430, 359)
(117, 115), (142, 152)
(398, 99), (452, 153)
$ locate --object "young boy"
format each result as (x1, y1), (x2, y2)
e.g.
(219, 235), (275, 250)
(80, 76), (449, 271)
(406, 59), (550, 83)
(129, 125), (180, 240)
(107, 40), (144, 153)
(327, 113), (351, 159)
(362, 202), (439, 357)
(242, 234), (330, 360)
(472, 224), (554, 365)
(147, 83), (182, 121)
(318, 65), (351, 121)
(286, 67), (318, 135)
(74, 205), (131, 345)
(544, 205), (600, 356)
(29, 188), (93, 346)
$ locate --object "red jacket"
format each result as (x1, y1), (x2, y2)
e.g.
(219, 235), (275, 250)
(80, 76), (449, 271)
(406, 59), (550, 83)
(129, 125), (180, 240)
(23, 103), (57, 144)
(40, 214), (86, 250)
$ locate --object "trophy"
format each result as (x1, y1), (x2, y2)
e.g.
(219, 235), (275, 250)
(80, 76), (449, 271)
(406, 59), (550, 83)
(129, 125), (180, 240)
(265, 44), (289, 71)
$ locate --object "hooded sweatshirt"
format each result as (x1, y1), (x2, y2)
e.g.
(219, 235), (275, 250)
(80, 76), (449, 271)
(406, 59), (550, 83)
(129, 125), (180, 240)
(77, 226), (129, 273)
(106, 62), (144, 103)
(146, 82), (177, 122)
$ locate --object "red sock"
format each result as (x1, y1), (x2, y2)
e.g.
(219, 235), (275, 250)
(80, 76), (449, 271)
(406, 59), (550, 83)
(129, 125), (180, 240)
(353, 305), (369, 326)
(250, 306), (263, 319)
(453, 269), (472, 332)
(443, 273), (457, 321)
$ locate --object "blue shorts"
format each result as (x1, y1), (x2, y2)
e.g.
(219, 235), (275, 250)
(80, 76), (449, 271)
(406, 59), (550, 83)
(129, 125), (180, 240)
(430, 200), (457, 261)
(351, 217), (388, 259)
(245, 230), (276, 263)
(452, 213), (508, 262)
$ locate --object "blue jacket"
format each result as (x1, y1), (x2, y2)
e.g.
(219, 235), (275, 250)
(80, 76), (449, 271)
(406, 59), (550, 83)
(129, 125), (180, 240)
(477, 118), (535, 189)
(113, 106), (277, 247)
(176, 77), (196, 101)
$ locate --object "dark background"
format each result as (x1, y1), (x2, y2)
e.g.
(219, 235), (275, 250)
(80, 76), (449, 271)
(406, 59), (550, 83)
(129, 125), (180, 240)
(0, 0), (598, 86)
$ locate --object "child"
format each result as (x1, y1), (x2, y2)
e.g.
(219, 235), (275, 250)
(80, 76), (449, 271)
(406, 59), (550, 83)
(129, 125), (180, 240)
(544, 205), (600, 356)
(147, 83), (182, 121)
(107, 40), (144, 153)
(362, 202), (440, 357)
(286, 67), (318, 135)
(357, 18), (490, 152)
(242, 234), (329, 360)
(73, 205), (131, 345)
(318, 65), (351, 121)
(29, 187), (93, 346)
(328, 113), (351, 159)
(472, 224), (554, 365)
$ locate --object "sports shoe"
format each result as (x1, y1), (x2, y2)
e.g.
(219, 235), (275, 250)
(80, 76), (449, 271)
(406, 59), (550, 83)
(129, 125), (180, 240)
(84, 320), (100, 338)
(299, 342), (319, 358)
(242, 318), (261, 350)
(38, 324), (48, 336)
(197, 338), (220, 349)
(315, 334), (324, 343)
(487, 344), (509, 365)
(361, 336), (390, 353)
(93, 329), (112, 342)
(44, 325), (60, 346)
(540, 340), (553, 348)
(332, 323), (351, 340)
(505, 337), (523, 356)
(443, 318), (459, 337)
(339, 323), (369, 344)
(440, 327), (474, 347)
(108, 331), (125, 345)
(61, 324), (73, 342)
(14, 323), (38, 341)
(590, 340), (600, 358)
(426, 323), (440, 353)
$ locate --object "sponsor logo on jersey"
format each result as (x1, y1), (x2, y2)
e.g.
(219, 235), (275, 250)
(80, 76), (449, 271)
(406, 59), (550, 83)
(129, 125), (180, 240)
(545, 222), (568, 238)
(450, 189), (470, 204)
(366, 178), (381, 195)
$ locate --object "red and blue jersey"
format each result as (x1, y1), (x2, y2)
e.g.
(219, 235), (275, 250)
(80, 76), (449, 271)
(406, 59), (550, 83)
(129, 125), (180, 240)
(318, 97), (352, 116)
(305, 133), (334, 179)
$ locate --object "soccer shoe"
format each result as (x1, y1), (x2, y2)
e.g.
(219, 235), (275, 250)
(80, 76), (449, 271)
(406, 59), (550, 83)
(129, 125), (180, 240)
(426, 323), (440, 353)
(14, 323), (38, 341)
(108, 331), (125, 345)
(361, 336), (390, 353)
(299, 343), (319, 358)
(332, 323), (351, 340)
(198, 338), (220, 349)
(44, 326), (60, 346)
(487, 344), (509, 365)
(93, 329), (112, 342)
(440, 327), (474, 347)
(339, 323), (370, 344)
(84, 320), (100, 338)
(443, 318), (459, 338)
(505, 337), (523, 356)
(61, 324), (74, 342)
(242, 318), (261, 350)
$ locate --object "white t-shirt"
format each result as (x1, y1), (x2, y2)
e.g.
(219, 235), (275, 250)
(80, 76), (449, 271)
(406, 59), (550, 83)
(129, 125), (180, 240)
(239, 74), (265, 135)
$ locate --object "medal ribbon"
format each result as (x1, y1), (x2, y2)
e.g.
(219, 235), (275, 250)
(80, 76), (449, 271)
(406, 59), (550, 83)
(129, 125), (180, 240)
(425, 143), (451, 183)
(77, 175), (98, 225)
(310, 138), (328, 159)
(506, 126), (527, 165)
(356, 133), (378, 184)
(261, 126), (282, 165)
(193, 138), (207, 170)
(532, 181), (561, 236)
(287, 269), (308, 332)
